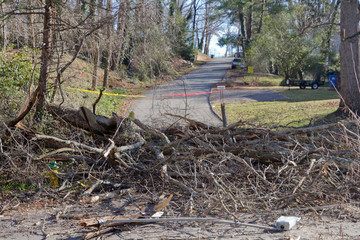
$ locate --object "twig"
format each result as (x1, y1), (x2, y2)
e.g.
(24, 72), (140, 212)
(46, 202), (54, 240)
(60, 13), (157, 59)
(226, 152), (272, 186)
(32, 134), (104, 153)
(164, 173), (198, 196)
(103, 139), (115, 158)
(165, 113), (212, 129)
(92, 87), (105, 114)
(82, 179), (103, 196)
(133, 118), (170, 144)
(117, 137), (145, 152)
(81, 189), (131, 204)
(292, 159), (316, 194)
(296, 147), (325, 164)
(83, 227), (114, 240)
(35, 148), (77, 160)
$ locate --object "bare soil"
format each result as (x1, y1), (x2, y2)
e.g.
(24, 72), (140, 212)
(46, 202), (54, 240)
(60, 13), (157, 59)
(1, 199), (359, 239)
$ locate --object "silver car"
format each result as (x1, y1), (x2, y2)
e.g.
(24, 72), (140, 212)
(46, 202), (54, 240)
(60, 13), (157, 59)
(231, 58), (245, 69)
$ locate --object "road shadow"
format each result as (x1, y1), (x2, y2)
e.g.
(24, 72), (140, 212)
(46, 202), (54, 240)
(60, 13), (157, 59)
(209, 89), (289, 105)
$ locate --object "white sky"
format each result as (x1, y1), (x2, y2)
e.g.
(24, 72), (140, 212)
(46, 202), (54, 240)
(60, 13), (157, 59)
(209, 36), (227, 57)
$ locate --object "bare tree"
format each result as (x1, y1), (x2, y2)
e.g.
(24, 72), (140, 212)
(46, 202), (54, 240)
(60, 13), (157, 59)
(102, 0), (113, 88)
(35, 0), (53, 116)
(111, 0), (128, 71)
(0, 2), (7, 49)
(90, 0), (100, 90)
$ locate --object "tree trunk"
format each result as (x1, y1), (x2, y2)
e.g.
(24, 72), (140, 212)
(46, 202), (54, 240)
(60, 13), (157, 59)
(191, 0), (197, 47)
(257, 0), (265, 33)
(35, 0), (52, 117)
(198, 34), (204, 51)
(245, 0), (252, 48)
(26, 0), (36, 48)
(204, 32), (211, 56)
(111, 0), (127, 71)
(118, 0), (131, 69)
(202, 0), (209, 54)
(90, 0), (99, 90)
(339, 0), (360, 114)
(102, 0), (113, 89)
(92, 41), (100, 90)
(238, 8), (245, 57)
(0, 3), (8, 49)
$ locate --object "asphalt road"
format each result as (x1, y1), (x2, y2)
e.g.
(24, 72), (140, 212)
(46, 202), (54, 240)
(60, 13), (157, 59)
(210, 88), (289, 104)
(128, 57), (233, 128)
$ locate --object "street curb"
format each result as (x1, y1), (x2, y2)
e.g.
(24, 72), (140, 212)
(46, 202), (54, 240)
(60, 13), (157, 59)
(208, 70), (230, 123)
(207, 94), (223, 122)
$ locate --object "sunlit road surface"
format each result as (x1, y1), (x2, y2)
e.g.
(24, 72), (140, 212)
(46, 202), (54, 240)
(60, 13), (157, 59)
(128, 57), (232, 128)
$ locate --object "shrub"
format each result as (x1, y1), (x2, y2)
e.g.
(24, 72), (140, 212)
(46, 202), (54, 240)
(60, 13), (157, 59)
(0, 47), (39, 116)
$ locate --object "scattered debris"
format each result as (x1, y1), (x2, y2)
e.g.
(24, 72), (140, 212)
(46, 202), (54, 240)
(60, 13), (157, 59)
(275, 216), (301, 230)
(2, 105), (360, 238)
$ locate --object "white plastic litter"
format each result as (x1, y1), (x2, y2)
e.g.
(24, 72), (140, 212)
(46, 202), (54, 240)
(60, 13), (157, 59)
(151, 211), (164, 218)
(275, 216), (301, 230)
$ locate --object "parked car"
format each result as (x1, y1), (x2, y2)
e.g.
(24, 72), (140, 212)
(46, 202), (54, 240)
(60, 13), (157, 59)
(231, 58), (245, 69)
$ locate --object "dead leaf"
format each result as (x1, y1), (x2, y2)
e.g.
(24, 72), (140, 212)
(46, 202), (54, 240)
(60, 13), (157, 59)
(154, 194), (173, 212)
(246, 134), (259, 140)
(314, 147), (325, 153)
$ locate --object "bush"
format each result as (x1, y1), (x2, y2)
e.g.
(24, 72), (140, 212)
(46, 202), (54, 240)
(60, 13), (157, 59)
(178, 44), (195, 61)
(302, 55), (324, 78)
(131, 26), (174, 81)
(0, 47), (39, 116)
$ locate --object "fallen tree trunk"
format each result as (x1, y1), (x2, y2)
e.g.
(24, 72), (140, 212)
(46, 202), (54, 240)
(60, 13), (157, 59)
(47, 103), (107, 134)
(46, 104), (125, 135)
(7, 86), (40, 128)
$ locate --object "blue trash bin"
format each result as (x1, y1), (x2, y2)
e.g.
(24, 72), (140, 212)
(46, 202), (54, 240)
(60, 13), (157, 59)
(329, 75), (338, 88)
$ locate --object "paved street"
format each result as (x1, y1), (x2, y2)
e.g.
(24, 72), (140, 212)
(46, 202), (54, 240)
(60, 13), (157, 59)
(128, 57), (232, 128)
(210, 88), (289, 104)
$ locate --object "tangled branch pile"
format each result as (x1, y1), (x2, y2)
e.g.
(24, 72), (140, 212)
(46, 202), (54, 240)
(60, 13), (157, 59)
(1, 105), (360, 217)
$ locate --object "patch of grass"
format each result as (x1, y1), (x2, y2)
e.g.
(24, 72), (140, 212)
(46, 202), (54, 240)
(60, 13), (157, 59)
(214, 88), (341, 129)
(61, 85), (127, 117)
(0, 178), (38, 194)
(113, 87), (130, 95)
(276, 87), (339, 102)
(227, 72), (284, 87)
(242, 74), (284, 86)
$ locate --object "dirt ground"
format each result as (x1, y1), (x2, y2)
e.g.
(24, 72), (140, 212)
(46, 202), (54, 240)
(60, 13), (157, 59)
(1, 197), (360, 239)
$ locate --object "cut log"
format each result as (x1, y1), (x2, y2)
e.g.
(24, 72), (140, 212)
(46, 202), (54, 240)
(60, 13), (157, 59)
(79, 106), (98, 127)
